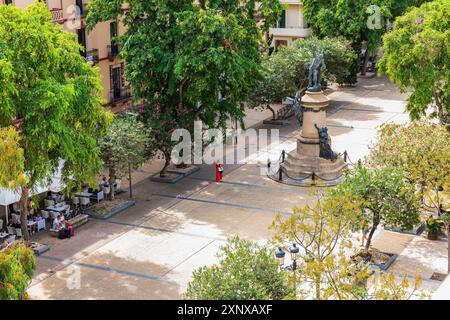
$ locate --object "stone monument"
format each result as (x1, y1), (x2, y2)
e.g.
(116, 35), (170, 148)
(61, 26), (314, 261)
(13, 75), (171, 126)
(273, 52), (347, 186)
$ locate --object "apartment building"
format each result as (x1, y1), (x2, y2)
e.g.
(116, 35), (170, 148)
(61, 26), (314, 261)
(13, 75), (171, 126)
(1, 0), (131, 112)
(269, 0), (311, 49)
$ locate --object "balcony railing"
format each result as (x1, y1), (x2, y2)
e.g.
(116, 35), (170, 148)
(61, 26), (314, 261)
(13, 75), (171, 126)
(86, 49), (99, 64)
(50, 8), (64, 22)
(269, 27), (311, 38)
(107, 44), (121, 61)
(110, 87), (131, 104)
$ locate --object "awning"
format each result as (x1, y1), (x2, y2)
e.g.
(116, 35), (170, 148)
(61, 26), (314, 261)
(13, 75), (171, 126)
(0, 161), (65, 206)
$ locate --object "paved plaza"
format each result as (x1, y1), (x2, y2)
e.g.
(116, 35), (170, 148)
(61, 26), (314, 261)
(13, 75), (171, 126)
(27, 76), (445, 299)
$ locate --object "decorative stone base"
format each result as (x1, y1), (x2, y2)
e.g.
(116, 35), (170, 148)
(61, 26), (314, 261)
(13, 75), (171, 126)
(150, 165), (200, 184)
(281, 150), (347, 186)
(269, 89), (347, 187)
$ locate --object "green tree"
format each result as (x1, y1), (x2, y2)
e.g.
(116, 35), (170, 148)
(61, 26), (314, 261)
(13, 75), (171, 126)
(370, 122), (450, 212)
(185, 237), (293, 300)
(87, 0), (283, 176)
(336, 165), (420, 254)
(378, 0), (450, 127)
(270, 188), (363, 299)
(0, 243), (36, 300)
(0, 3), (112, 239)
(248, 37), (357, 118)
(0, 127), (26, 190)
(303, 0), (426, 78)
(270, 188), (425, 300)
(99, 115), (151, 199)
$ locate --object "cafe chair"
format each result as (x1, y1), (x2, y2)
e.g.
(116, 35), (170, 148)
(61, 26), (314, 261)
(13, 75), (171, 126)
(44, 199), (55, 208)
(41, 210), (50, 220)
(6, 235), (16, 244)
(15, 228), (23, 238)
(7, 226), (15, 235)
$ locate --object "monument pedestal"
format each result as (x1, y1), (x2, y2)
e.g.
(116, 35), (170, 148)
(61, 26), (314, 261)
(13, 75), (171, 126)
(273, 90), (347, 186)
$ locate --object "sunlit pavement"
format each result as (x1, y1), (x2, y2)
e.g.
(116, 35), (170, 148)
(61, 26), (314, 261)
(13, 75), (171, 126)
(28, 76), (443, 300)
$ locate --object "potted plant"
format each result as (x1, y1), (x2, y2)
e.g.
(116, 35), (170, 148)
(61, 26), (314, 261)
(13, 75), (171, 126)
(426, 216), (441, 240)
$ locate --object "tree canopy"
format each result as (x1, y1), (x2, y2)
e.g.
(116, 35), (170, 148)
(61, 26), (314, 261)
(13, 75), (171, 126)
(0, 127), (26, 189)
(87, 0), (283, 175)
(0, 243), (36, 300)
(303, 0), (428, 76)
(378, 0), (449, 126)
(369, 122), (450, 211)
(335, 165), (420, 253)
(0, 3), (112, 238)
(99, 115), (151, 199)
(185, 237), (293, 300)
(248, 37), (357, 115)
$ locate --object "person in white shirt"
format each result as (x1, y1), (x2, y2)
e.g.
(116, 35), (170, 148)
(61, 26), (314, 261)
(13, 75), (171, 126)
(53, 216), (63, 230)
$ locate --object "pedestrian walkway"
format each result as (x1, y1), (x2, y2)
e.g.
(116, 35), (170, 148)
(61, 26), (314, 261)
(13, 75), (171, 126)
(27, 76), (441, 300)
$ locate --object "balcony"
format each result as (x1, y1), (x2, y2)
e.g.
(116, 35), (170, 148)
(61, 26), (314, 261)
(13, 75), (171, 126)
(269, 27), (311, 38)
(109, 87), (131, 104)
(86, 49), (99, 64)
(50, 8), (64, 22)
(107, 44), (120, 61)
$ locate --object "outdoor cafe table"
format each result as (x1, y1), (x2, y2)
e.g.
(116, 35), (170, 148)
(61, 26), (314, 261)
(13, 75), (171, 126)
(74, 192), (94, 198)
(0, 232), (8, 243)
(46, 205), (67, 213)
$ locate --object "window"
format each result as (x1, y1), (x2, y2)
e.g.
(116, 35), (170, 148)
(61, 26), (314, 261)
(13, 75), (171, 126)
(276, 10), (286, 28)
(4, 0), (13, 4)
(109, 64), (130, 102)
(110, 21), (119, 56)
(76, 0), (84, 15)
(77, 28), (87, 57)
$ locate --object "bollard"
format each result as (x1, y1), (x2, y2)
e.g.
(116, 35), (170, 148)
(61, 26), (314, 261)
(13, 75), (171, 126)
(278, 168), (283, 181)
(282, 150), (286, 163)
(344, 151), (348, 162)
(267, 158), (271, 170)
(311, 172), (316, 184)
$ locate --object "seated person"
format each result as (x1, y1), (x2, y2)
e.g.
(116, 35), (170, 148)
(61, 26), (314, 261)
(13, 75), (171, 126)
(35, 213), (43, 221)
(53, 215), (63, 230)
(100, 177), (109, 188)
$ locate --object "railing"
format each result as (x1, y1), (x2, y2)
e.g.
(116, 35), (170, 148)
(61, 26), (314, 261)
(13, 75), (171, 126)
(86, 49), (99, 64)
(109, 87), (132, 104)
(107, 44), (120, 61)
(50, 8), (64, 22)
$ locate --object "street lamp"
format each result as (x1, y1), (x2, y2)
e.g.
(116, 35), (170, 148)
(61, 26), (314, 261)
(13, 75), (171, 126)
(289, 243), (299, 270)
(275, 244), (299, 271)
(275, 247), (286, 267)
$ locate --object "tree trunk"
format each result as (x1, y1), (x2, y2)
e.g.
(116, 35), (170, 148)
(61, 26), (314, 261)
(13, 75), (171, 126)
(315, 275), (321, 300)
(361, 49), (370, 76)
(160, 152), (171, 178)
(267, 104), (276, 120)
(109, 167), (116, 201)
(364, 223), (378, 255)
(434, 90), (446, 126)
(18, 186), (30, 241)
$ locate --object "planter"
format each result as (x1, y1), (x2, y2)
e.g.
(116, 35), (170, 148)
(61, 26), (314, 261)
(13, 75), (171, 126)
(384, 221), (426, 235)
(86, 200), (135, 220)
(427, 231), (439, 241)
(352, 249), (398, 271)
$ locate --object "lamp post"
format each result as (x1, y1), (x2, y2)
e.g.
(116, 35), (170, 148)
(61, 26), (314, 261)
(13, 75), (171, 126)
(275, 244), (300, 292)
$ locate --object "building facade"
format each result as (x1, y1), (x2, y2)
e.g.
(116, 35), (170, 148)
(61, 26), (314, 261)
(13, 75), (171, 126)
(269, 0), (311, 49)
(1, 0), (131, 112)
